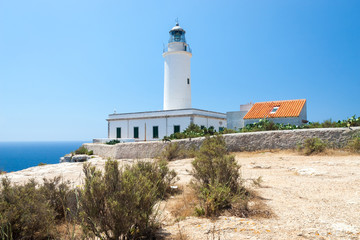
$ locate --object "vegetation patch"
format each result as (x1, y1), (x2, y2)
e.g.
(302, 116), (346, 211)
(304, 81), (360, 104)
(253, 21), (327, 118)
(347, 135), (360, 153)
(106, 139), (121, 145)
(297, 137), (327, 155)
(158, 142), (197, 161)
(163, 123), (235, 140)
(79, 159), (177, 239)
(190, 135), (250, 217)
(163, 115), (360, 140)
(73, 146), (93, 155)
(0, 178), (68, 239)
(0, 158), (177, 239)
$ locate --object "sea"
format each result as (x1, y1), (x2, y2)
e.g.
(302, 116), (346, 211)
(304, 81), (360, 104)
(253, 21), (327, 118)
(0, 141), (89, 172)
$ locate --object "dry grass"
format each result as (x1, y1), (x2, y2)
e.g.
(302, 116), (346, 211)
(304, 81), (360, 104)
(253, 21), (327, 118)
(167, 186), (199, 221)
(248, 198), (274, 219)
(222, 189), (274, 219)
(166, 185), (273, 222)
(166, 223), (190, 240)
(56, 223), (82, 239)
(169, 232), (190, 240)
(232, 149), (296, 158)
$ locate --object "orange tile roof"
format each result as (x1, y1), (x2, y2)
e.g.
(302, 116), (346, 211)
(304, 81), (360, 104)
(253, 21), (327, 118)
(243, 99), (306, 119)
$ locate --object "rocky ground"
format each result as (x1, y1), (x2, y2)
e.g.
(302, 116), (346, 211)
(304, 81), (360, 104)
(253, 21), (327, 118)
(1, 151), (360, 239)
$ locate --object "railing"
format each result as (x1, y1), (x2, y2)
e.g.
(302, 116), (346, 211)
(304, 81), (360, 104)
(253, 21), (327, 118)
(163, 44), (192, 53)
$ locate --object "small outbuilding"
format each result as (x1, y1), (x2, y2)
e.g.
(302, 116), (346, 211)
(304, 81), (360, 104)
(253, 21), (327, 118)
(227, 99), (307, 130)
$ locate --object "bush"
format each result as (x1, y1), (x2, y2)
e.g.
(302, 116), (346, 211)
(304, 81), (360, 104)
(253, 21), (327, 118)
(159, 143), (182, 161)
(219, 128), (237, 134)
(80, 159), (176, 239)
(0, 178), (57, 239)
(191, 135), (249, 217)
(240, 115), (360, 132)
(164, 123), (218, 140)
(158, 143), (197, 161)
(298, 137), (327, 155)
(74, 146), (93, 155)
(321, 119), (338, 128)
(40, 176), (77, 222)
(347, 136), (360, 153)
(106, 140), (120, 145)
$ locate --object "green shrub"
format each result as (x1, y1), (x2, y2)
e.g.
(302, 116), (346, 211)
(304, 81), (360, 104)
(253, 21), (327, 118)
(0, 178), (57, 239)
(298, 137), (327, 155)
(347, 136), (360, 153)
(40, 176), (76, 222)
(164, 123), (218, 140)
(159, 142), (182, 161)
(219, 128), (237, 134)
(240, 115), (360, 132)
(38, 162), (47, 166)
(321, 119), (338, 128)
(74, 146), (93, 155)
(106, 140), (120, 145)
(191, 135), (249, 217)
(80, 159), (176, 239)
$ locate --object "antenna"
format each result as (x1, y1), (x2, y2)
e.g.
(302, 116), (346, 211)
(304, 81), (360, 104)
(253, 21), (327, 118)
(163, 43), (165, 53)
(175, 17), (179, 26)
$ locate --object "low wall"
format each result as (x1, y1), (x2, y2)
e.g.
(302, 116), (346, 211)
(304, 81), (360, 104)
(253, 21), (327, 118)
(83, 127), (360, 159)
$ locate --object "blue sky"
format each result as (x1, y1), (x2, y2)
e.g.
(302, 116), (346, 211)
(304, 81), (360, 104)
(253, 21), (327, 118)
(1, 0), (359, 141)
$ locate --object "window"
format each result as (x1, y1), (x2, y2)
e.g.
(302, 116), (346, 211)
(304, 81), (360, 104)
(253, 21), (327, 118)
(187, 78), (190, 85)
(219, 127), (224, 132)
(133, 127), (139, 139)
(153, 126), (159, 139)
(116, 127), (121, 138)
(270, 106), (279, 114)
(174, 125), (180, 133)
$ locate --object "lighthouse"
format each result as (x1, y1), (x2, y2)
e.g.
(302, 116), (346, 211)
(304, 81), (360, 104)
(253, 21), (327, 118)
(163, 22), (192, 110)
(105, 22), (226, 142)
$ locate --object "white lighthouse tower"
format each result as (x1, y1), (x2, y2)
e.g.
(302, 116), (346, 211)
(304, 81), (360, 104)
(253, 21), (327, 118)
(163, 22), (192, 110)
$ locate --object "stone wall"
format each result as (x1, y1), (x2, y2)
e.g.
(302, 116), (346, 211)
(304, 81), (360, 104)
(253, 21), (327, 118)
(83, 127), (360, 159)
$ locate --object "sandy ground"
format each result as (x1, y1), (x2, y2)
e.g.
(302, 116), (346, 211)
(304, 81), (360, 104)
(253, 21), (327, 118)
(1, 151), (360, 239)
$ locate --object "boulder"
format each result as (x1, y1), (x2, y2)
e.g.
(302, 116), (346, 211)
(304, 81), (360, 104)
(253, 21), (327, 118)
(71, 155), (90, 162)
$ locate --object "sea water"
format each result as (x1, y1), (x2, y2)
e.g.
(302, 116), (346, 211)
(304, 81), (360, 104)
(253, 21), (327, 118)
(0, 141), (88, 172)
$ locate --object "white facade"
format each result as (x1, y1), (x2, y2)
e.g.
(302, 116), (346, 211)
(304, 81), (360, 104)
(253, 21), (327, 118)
(107, 109), (226, 141)
(163, 23), (192, 110)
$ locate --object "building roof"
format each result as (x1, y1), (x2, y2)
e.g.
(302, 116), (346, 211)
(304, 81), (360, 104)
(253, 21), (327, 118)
(243, 99), (306, 119)
(107, 108), (226, 121)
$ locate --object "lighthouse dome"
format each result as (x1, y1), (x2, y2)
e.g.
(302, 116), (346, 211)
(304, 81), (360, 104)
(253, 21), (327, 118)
(170, 24), (186, 33)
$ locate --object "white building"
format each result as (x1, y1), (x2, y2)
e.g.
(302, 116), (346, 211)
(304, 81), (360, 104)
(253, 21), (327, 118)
(106, 23), (226, 141)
